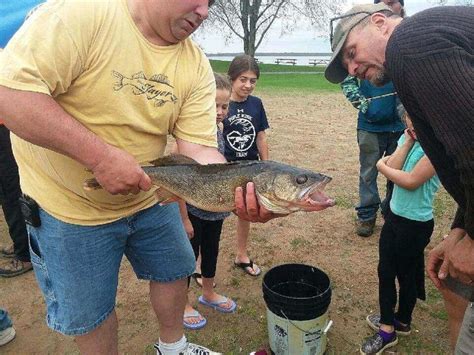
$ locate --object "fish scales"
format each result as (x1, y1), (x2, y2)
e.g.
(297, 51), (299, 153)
(144, 161), (267, 212)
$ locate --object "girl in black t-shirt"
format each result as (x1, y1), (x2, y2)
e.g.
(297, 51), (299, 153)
(223, 55), (270, 277)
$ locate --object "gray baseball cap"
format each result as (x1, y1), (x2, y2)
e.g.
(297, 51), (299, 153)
(324, 3), (391, 84)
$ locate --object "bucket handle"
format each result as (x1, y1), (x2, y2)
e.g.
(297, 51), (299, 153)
(280, 310), (333, 335)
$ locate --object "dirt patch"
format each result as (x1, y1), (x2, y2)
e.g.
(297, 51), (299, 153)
(0, 92), (455, 354)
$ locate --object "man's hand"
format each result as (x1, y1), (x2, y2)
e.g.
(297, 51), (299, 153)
(447, 235), (474, 283)
(233, 182), (285, 223)
(90, 145), (151, 195)
(427, 228), (466, 289)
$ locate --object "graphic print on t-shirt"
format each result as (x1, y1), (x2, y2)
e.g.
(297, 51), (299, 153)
(112, 71), (178, 107)
(225, 112), (256, 158)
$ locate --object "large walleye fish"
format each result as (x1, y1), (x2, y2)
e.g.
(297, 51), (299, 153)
(83, 155), (335, 214)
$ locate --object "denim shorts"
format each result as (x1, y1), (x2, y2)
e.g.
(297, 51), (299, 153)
(27, 203), (195, 336)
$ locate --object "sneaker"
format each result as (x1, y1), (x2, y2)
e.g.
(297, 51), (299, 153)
(366, 314), (412, 336)
(0, 259), (33, 278)
(154, 342), (222, 355)
(0, 326), (16, 346)
(356, 219), (376, 237)
(0, 244), (15, 259)
(360, 332), (397, 354)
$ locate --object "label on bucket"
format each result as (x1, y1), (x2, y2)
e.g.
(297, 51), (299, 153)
(303, 329), (322, 354)
(267, 309), (327, 355)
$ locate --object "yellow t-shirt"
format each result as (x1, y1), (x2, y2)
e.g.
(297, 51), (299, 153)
(0, 0), (217, 225)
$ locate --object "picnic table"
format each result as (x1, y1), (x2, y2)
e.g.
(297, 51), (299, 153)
(275, 58), (297, 65)
(308, 59), (329, 66)
(308, 59), (330, 66)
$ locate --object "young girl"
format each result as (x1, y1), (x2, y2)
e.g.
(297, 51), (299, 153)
(223, 54), (269, 277)
(360, 113), (441, 354)
(179, 73), (236, 330)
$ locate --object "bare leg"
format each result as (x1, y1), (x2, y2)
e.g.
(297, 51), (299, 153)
(441, 287), (469, 350)
(75, 311), (118, 355)
(235, 218), (259, 275)
(150, 279), (187, 343)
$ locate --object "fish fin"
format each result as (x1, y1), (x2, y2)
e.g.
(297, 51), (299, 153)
(132, 71), (146, 80)
(112, 70), (124, 91)
(83, 178), (102, 191)
(149, 74), (172, 87)
(149, 154), (198, 167)
(154, 187), (178, 204)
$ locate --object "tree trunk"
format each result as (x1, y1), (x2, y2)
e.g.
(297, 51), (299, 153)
(241, 0), (259, 57)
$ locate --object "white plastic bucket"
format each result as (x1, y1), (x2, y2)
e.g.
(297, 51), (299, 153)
(262, 264), (332, 355)
(266, 308), (332, 355)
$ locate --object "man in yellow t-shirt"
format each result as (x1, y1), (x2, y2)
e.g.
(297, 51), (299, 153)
(0, 1), (276, 354)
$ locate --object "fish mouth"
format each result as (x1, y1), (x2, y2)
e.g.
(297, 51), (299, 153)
(299, 177), (335, 210)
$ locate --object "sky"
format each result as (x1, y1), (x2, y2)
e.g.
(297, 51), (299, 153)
(194, 0), (457, 54)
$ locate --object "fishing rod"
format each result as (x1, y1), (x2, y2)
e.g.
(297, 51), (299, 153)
(350, 92), (398, 105)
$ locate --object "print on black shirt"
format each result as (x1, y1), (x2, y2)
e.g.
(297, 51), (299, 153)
(223, 96), (269, 161)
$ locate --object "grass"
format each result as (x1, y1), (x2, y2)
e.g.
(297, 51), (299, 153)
(210, 59), (340, 93)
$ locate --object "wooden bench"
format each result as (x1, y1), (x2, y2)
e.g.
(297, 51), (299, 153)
(275, 58), (297, 65)
(308, 59), (330, 66)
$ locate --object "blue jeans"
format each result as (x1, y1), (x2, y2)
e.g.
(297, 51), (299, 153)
(27, 203), (195, 336)
(0, 309), (12, 331)
(356, 130), (402, 221)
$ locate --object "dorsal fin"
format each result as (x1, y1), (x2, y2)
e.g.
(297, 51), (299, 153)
(132, 71), (146, 80)
(148, 154), (198, 167)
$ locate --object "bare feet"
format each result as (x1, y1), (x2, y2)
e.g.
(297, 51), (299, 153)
(183, 303), (206, 329)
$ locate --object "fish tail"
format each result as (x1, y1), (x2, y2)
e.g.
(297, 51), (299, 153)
(112, 70), (124, 91)
(83, 178), (103, 191)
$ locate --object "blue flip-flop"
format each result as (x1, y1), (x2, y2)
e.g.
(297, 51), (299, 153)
(198, 295), (237, 313)
(183, 309), (207, 330)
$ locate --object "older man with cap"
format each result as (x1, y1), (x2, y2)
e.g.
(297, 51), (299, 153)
(325, 3), (474, 354)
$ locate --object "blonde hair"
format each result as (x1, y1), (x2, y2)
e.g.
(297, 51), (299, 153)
(214, 72), (232, 93)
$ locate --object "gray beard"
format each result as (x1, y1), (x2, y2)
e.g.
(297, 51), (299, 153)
(370, 68), (391, 87)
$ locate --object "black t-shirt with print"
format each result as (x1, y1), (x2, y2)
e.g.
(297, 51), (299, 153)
(223, 95), (269, 161)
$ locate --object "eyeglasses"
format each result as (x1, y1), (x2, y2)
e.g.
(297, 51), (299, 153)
(329, 11), (371, 46)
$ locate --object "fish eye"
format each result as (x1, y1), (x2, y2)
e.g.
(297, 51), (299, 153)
(296, 175), (308, 184)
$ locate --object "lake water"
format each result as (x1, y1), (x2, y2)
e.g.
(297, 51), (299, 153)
(207, 55), (331, 66)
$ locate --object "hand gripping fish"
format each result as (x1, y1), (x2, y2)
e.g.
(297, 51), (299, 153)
(83, 155), (335, 214)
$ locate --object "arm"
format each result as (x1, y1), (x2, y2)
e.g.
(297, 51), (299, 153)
(0, 87), (150, 195)
(178, 199), (194, 239)
(175, 138), (226, 164)
(377, 155), (436, 190)
(393, 48), (474, 238)
(384, 130), (415, 169)
(256, 130), (269, 160)
(340, 75), (368, 113)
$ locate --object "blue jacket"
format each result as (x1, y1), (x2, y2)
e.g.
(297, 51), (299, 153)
(341, 76), (404, 133)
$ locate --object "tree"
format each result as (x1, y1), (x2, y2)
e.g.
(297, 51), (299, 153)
(207, 0), (343, 56)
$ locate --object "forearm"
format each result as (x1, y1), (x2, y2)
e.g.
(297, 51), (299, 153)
(0, 87), (109, 170)
(386, 143), (413, 169)
(176, 138), (226, 164)
(257, 132), (269, 160)
(340, 76), (365, 103)
(178, 199), (189, 221)
(378, 164), (413, 189)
